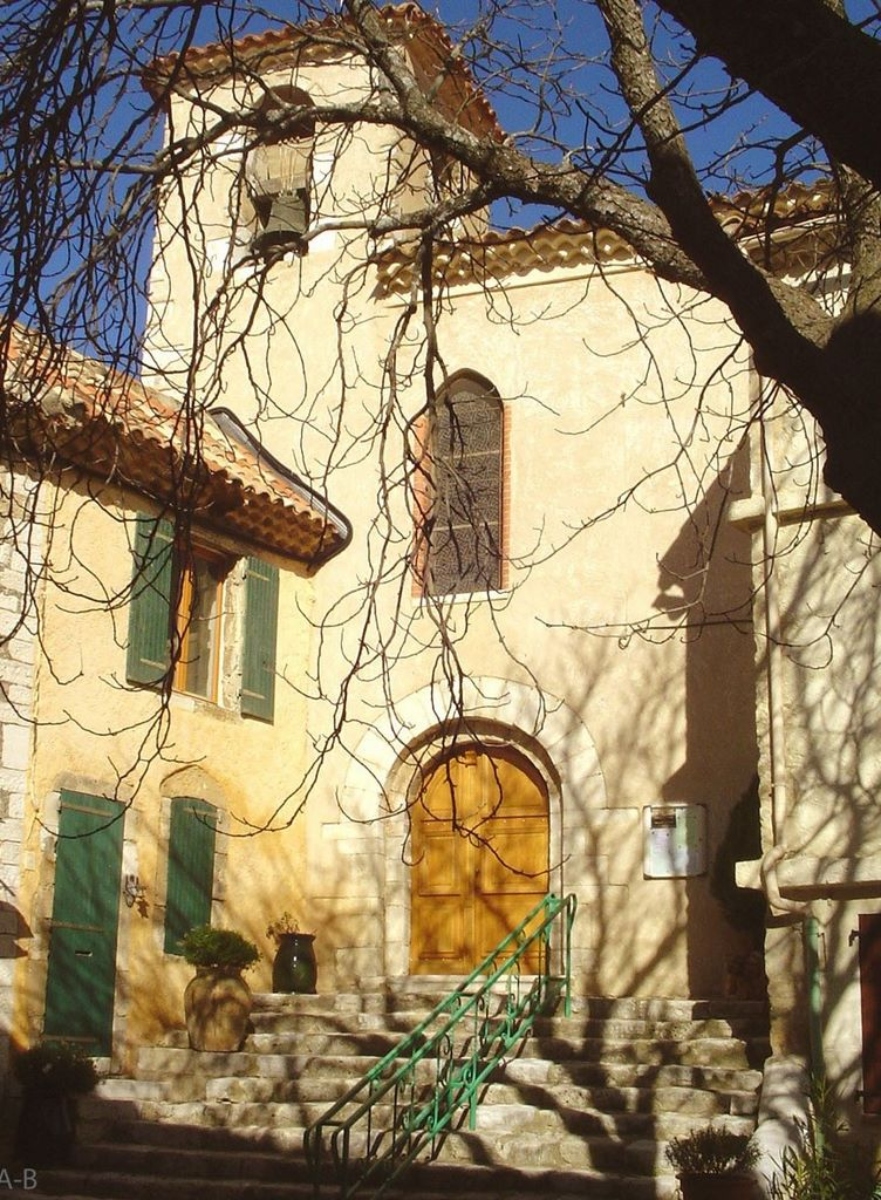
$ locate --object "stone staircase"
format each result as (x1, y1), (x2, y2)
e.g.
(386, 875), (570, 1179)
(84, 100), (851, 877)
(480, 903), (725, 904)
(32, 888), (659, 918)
(24, 985), (769, 1200)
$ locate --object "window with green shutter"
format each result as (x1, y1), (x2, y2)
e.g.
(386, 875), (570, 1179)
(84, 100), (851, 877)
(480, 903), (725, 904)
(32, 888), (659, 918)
(127, 515), (280, 719)
(126, 515), (174, 685)
(241, 556), (280, 722)
(164, 797), (218, 955)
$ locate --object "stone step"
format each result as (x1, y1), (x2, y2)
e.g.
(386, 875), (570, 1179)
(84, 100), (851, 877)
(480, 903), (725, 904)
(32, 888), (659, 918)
(134, 1046), (384, 1079)
(91, 1120), (307, 1155)
(523, 1059), (764, 1096)
(437, 1127), (656, 1175)
(481, 1078), (754, 1121)
(67, 1142), (304, 1185)
(534, 1015), (767, 1040)
(80, 1081), (758, 1155)
(23, 1169), (319, 1200)
(80, 1127), (671, 1178)
(524, 1034), (758, 1069)
(249, 993), (758, 1022)
(194, 1068), (758, 1115)
(248, 1009), (426, 1035)
(41, 990), (767, 1200)
(149, 1027), (763, 1070)
(206, 992), (770, 1046)
(24, 1159), (680, 1200)
(243, 1012), (768, 1063)
(161, 1028), (410, 1057)
(563, 996), (767, 1021)
(260, 985), (767, 1025)
(471, 1101), (755, 1143)
(90, 1096), (751, 1151)
(116, 1053), (761, 1119)
(36, 1131), (692, 1196)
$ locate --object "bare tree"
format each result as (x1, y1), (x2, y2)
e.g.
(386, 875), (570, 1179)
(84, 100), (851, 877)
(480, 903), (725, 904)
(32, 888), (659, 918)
(0, 0), (878, 788)
(2, 1), (879, 522)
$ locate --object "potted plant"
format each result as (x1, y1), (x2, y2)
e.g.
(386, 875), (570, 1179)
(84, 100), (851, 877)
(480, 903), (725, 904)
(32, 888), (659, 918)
(266, 911), (317, 994)
(666, 1126), (760, 1200)
(180, 925), (260, 1052)
(13, 1041), (99, 1166)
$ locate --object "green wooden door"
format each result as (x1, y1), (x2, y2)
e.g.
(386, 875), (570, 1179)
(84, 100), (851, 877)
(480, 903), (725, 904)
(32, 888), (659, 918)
(43, 791), (124, 1055)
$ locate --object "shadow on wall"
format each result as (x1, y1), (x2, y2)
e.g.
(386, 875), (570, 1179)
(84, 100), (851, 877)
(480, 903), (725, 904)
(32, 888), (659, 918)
(654, 443), (761, 996)
(0, 900), (32, 959)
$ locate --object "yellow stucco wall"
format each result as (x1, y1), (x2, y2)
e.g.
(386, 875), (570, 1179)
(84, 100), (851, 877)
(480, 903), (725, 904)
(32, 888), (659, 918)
(13, 476), (317, 1060)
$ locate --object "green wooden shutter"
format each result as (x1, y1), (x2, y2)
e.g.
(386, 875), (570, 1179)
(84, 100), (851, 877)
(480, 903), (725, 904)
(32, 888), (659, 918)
(44, 792), (124, 1055)
(164, 797), (218, 955)
(126, 514), (174, 685)
(241, 557), (279, 721)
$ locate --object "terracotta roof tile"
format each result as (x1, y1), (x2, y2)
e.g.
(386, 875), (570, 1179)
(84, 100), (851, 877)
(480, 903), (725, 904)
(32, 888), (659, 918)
(2, 328), (350, 565)
(143, 4), (503, 141)
(374, 183), (837, 293)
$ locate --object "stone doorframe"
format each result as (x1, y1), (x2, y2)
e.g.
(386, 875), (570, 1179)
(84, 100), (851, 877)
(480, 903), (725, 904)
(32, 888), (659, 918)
(339, 676), (607, 980)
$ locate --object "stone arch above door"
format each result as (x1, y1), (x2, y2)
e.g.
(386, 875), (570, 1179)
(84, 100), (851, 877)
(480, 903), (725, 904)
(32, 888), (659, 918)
(339, 676), (607, 980)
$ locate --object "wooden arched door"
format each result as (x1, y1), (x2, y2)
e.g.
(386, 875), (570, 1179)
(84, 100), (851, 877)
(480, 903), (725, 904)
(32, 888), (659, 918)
(410, 745), (549, 974)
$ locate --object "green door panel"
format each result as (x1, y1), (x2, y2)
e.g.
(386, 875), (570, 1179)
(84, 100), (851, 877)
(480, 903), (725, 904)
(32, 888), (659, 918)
(43, 792), (124, 1056)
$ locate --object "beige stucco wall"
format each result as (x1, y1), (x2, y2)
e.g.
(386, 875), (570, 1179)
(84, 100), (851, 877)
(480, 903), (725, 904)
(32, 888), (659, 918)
(141, 50), (763, 1004)
(12, 476), (317, 1062)
(742, 393), (881, 1119)
(299, 271), (757, 999)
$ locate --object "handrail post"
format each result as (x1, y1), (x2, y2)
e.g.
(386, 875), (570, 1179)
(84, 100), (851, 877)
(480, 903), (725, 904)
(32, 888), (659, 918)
(564, 893), (576, 1017)
(306, 892), (577, 1199)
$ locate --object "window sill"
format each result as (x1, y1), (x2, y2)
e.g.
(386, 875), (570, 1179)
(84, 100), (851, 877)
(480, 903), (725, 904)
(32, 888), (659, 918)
(168, 691), (240, 722)
(415, 588), (510, 608)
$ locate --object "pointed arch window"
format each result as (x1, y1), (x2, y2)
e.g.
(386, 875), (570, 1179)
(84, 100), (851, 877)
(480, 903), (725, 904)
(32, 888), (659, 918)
(418, 375), (504, 597)
(245, 86), (314, 253)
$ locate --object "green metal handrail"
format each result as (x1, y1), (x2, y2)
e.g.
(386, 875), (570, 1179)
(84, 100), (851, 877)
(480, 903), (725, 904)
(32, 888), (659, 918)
(304, 891), (577, 1199)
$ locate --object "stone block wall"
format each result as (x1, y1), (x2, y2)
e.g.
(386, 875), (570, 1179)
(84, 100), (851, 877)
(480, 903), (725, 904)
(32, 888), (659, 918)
(0, 473), (40, 1103)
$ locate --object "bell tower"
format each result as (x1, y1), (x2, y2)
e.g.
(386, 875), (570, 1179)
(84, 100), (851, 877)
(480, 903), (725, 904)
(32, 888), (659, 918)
(245, 85), (315, 255)
(140, 10), (498, 409)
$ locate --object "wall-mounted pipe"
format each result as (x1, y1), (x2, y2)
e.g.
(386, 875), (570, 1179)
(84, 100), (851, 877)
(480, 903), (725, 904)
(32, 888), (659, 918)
(804, 916), (826, 1084)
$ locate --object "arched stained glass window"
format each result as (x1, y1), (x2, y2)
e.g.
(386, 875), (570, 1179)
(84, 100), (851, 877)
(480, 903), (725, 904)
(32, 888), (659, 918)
(424, 374), (503, 596)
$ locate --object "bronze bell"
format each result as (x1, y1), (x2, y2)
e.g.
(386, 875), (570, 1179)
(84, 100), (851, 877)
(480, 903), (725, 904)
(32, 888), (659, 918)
(254, 192), (307, 253)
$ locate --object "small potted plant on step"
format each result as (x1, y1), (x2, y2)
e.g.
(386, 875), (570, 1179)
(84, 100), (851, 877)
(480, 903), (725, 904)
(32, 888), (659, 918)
(266, 911), (317, 994)
(180, 925), (260, 1051)
(13, 1041), (99, 1166)
(666, 1125), (760, 1200)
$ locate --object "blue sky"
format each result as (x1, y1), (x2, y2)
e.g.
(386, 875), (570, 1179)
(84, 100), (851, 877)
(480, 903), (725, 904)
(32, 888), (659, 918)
(4, 0), (877, 352)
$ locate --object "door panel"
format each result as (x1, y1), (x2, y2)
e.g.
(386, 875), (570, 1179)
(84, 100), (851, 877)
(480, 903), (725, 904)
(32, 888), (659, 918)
(416, 818), (467, 963)
(43, 792), (124, 1055)
(410, 746), (549, 974)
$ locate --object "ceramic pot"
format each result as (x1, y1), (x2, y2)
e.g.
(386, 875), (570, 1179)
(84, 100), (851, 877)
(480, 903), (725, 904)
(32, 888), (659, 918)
(272, 932), (318, 994)
(184, 966), (252, 1051)
(14, 1092), (77, 1165)
(679, 1174), (759, 1200)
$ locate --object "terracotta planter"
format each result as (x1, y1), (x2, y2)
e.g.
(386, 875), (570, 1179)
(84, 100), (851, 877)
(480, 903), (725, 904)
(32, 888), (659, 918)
(14, 1092), (77, 1166)
(184, 966), (253, 1051)
(272, 932), (318, 994)
(678, 1173), (759, 1200)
